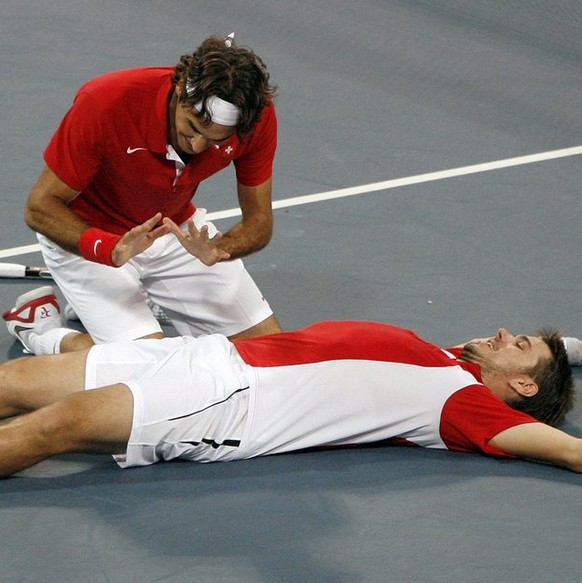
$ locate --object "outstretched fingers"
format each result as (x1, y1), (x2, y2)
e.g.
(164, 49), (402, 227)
(163, 217), (230, 266)
(112, 213), (170, 265)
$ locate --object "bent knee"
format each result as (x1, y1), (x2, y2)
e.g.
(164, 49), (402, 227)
(0, 357), (31, 389)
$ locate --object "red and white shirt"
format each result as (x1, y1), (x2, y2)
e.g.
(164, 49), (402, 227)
(44, 67), (277, 235)
(232, 321), (537, 460)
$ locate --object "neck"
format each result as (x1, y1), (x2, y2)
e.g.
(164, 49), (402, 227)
(480, 370), (514, 403)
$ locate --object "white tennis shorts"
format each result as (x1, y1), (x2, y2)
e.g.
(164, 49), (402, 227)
(38, 209), (274, 342)
(84, 334), (253, 467)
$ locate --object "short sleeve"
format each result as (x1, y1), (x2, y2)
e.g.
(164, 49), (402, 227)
(43, 90), (105, 191)
(440, 385), (538, 457)
(233, 104), (277, 186)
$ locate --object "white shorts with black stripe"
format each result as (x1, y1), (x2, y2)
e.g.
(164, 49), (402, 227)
(84, 334), (252, 467)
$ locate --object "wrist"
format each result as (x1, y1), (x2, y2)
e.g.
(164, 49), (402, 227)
(78, 228), (121, 267)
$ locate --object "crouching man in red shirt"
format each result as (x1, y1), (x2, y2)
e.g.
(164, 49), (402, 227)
(4, 33), (282, 355)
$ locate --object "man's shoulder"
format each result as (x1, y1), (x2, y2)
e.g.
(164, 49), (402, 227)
(78, 67), (173, 99)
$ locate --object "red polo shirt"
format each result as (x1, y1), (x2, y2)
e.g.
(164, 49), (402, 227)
(44, 67), (277, 235)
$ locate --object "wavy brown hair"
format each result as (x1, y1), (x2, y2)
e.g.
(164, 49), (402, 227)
(510, 328), (575, 426)
(173, 35), (277, 140)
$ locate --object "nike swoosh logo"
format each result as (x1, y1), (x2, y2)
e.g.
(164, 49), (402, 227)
(13, 324), (33, 335)
(127, 147), (147, 154)
(93, 239), (102, 256)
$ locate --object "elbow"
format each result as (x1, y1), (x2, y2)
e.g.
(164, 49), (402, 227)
(256, 230), (272, 252)
(567, 460), (582, 474)
(564, 441), (582, 473)
(246, 220), (273, 253)
(24, 204), (35, 228)
(259, 218), (274, 248)
(24, 202), (42, 233)
(24, 191), (61, 234)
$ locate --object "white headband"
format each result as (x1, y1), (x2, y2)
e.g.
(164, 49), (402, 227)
(199, 95), (240, 126)
(183, 33), (240, 126)
(184, 79), (240, 127)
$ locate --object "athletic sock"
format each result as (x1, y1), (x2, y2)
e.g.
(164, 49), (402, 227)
(24, 327), (81, 355)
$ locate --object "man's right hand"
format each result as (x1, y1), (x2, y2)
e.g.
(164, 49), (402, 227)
(111, 213), (170, 266)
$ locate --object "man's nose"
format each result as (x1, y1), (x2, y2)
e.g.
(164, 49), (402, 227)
(190, 134), (209, 153)
(496, 328), (514, 343)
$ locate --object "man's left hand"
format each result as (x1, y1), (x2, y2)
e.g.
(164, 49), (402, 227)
(163, 217), (231, 266)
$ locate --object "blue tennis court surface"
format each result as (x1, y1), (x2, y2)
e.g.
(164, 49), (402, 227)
(1, 2), (582, 582)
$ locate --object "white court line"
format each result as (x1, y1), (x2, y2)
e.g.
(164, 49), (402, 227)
(1, 144), (581, 259)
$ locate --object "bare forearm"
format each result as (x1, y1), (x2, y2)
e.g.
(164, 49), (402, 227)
(25, 166), (168, 266)
(543, 438), (582, 473)
(25, 165), (89, 254)
(531, 437), (582, 473)
(219, 178), (274, 260)
(562, 440), (582, 473)
(25, 196), (89, 254)
(490, 423), (582, 473)
(218, 216), (273, 259)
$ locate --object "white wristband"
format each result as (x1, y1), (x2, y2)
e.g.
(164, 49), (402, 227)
(562, 337), (582, 366)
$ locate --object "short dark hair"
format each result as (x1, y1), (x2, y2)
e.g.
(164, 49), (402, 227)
(511, 328), (575, 426)
(173, 35), (277, 140)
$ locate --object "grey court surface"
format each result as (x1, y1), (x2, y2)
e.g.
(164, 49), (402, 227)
(1, 2), (582, 582)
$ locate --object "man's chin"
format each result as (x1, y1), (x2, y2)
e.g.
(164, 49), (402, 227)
(459, 343), (485, 364)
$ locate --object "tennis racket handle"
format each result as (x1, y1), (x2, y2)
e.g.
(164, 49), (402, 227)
(0, 263), (53, 279)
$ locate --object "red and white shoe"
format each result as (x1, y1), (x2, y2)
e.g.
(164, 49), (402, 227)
(2, 286), (62, 352)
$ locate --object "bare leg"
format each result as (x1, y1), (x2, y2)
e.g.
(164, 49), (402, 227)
(228, 314), (282, 339)
(60, 332), (95, 352)
(0, 383), (133, 477)
(0, 350), (89, 418)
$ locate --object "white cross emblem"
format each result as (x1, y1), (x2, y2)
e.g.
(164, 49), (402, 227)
(224, 146), (234, 155)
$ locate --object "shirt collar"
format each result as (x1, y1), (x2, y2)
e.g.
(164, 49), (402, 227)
(146, 75), (174, 153)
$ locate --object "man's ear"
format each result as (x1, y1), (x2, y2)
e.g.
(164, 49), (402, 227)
(508, 375), (539, 398)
